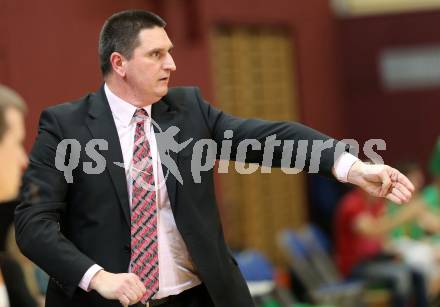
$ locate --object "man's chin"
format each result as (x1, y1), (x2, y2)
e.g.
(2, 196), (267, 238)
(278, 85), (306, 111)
(157, 87), (169, 97)
(0, 189), (18, 203)
(150, 88), (169, 104)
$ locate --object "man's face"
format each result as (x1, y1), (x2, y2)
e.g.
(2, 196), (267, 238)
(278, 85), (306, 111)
(124, 27), (176, 103)
(0, 108), (27, 202)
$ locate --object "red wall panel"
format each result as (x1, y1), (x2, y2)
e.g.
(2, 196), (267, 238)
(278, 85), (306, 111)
(0, 0), (345, 150)
(338, 11), (440, 169)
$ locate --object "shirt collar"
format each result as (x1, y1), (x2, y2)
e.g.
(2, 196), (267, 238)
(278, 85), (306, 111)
(104, 83), (152, 127)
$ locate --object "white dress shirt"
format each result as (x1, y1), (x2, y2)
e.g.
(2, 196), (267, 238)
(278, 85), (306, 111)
(0, 284), (9, 307)
(79, 84), (358, 296)
(79, 84), (201, 298)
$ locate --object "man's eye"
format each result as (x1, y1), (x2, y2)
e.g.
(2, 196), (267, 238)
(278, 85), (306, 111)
(152, 51), (161, 58)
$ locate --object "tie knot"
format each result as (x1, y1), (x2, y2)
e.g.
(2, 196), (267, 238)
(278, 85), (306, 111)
(133, 108), (149, 123)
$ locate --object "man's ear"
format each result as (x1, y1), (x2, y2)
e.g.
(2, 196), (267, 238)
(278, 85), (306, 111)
(109, 52), (126, 78)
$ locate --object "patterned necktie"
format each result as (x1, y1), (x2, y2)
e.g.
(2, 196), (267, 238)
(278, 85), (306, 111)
(130, 108), (159, 303)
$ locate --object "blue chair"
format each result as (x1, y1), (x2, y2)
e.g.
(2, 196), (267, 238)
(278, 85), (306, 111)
(235, 250), (297, 306)
(299, 225), (342, 284)
(278, 229), (364, 307)
(235, 250), (274, 282)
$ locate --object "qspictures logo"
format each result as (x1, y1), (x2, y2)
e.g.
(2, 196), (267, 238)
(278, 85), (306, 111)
(54, 119), (386, 186)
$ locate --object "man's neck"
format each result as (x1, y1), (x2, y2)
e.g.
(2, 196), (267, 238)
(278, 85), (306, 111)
(105, 78), (156, 107)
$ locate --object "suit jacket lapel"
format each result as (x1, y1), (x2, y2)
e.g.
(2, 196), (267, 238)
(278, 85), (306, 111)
(151, 100), (180, 211)
(86, 86), (131, 226)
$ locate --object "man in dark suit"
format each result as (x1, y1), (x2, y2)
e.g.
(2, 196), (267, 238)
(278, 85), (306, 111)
(15, 10), (414, 307)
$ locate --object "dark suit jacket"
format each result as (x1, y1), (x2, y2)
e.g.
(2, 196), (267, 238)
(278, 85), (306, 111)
(15, 86), (343, 307)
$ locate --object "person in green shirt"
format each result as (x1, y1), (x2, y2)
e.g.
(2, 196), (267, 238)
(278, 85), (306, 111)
(386, 138), (440, 295)
(388, 140), (440, 240)
(419, 139), (440, 237)
(387, 161), (426, 240)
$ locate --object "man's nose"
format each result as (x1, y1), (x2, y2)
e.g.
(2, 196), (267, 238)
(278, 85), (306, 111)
(164, 53), (176, 71)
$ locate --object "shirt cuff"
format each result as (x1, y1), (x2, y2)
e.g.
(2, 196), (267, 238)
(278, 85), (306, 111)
(79, 264), (103, 292)
(333, 152), (359, 183)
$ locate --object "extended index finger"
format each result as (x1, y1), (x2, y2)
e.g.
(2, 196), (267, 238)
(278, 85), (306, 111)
(395, 170), (415, 193)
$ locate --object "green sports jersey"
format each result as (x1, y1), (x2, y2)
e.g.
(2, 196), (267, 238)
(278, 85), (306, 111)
(387, 184), (440, 240)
